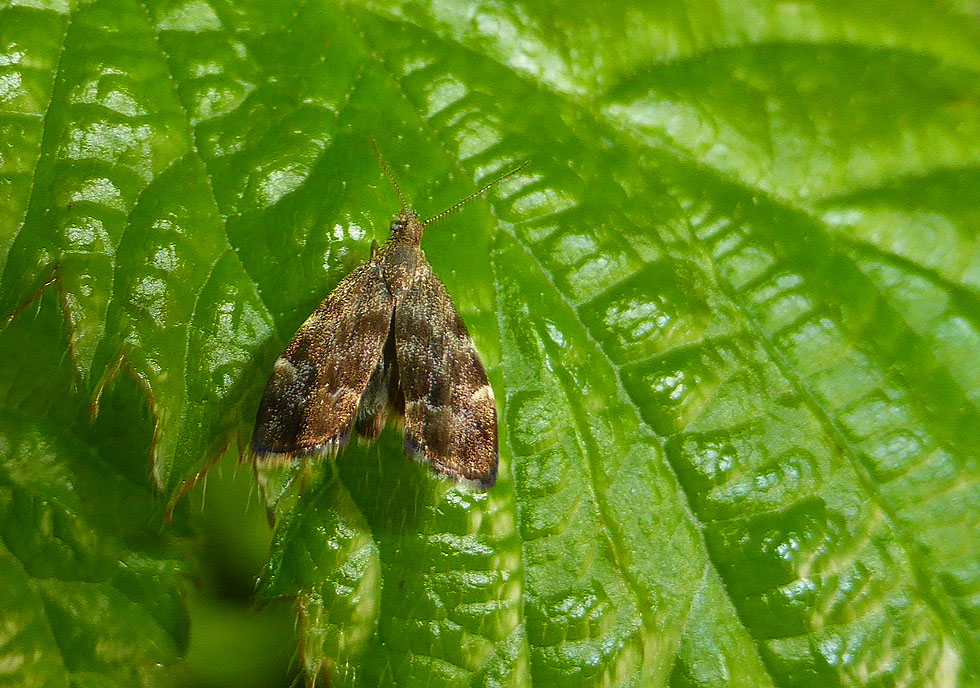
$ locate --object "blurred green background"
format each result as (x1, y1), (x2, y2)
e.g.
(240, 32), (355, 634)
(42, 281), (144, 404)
(165, 449), (297, 688)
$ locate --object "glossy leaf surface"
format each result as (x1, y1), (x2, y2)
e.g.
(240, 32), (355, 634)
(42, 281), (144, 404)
(1, 0), (978, 685)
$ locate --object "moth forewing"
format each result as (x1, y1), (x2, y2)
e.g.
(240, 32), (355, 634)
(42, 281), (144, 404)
(251, 262), (394, 458)
(394, 261), (499, 487)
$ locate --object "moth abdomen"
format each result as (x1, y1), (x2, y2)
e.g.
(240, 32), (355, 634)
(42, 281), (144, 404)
(353, 318), (399, 441)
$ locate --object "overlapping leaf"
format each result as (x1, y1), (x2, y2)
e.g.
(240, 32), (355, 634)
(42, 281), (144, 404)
(0, 290), (187, 684)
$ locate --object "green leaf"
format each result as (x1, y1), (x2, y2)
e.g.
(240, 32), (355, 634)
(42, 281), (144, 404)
(0, 290), (188, 685)
(2, 0), (980, 686)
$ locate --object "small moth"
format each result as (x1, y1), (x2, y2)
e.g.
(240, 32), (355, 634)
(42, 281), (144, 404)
(251, 143), (527, 488)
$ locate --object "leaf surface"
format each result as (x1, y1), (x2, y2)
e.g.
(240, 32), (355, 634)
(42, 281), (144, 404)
(2, 0), (979, 685)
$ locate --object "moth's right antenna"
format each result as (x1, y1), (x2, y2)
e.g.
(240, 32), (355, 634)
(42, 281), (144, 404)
(422, 159), (530, 227)
(370, 139), (409, 213)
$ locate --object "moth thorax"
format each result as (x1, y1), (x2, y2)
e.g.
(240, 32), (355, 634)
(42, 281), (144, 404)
(389, 210), (424, 246)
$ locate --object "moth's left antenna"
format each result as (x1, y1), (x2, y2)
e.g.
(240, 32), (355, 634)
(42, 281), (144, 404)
(370, 139), (409, 213)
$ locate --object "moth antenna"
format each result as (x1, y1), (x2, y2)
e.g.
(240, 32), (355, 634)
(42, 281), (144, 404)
(370, 138), (409, 213)
(422, 159), (530, 227)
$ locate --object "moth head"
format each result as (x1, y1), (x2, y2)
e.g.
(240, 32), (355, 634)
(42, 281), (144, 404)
(390, 209), (424, 245)
(371, 138), (530, 245)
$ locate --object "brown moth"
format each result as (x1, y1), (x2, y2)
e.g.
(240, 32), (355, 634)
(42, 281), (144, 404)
(252, 143), (527, 488)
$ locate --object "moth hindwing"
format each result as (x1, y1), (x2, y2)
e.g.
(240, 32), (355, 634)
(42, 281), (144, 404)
(252, 149), (528, 488)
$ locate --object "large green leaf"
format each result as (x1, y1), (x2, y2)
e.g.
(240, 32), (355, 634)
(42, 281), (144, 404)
(2, 0), (979, 686)
(0, 289), (188, 684)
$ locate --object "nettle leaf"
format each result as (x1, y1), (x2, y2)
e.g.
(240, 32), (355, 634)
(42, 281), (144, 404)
(0, 289), (187, 684)
(1, 0), (979, 686)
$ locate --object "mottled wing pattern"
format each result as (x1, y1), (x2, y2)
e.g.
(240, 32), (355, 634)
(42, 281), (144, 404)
(394, 265), (498, 487)
(252, 262), (395, 456)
